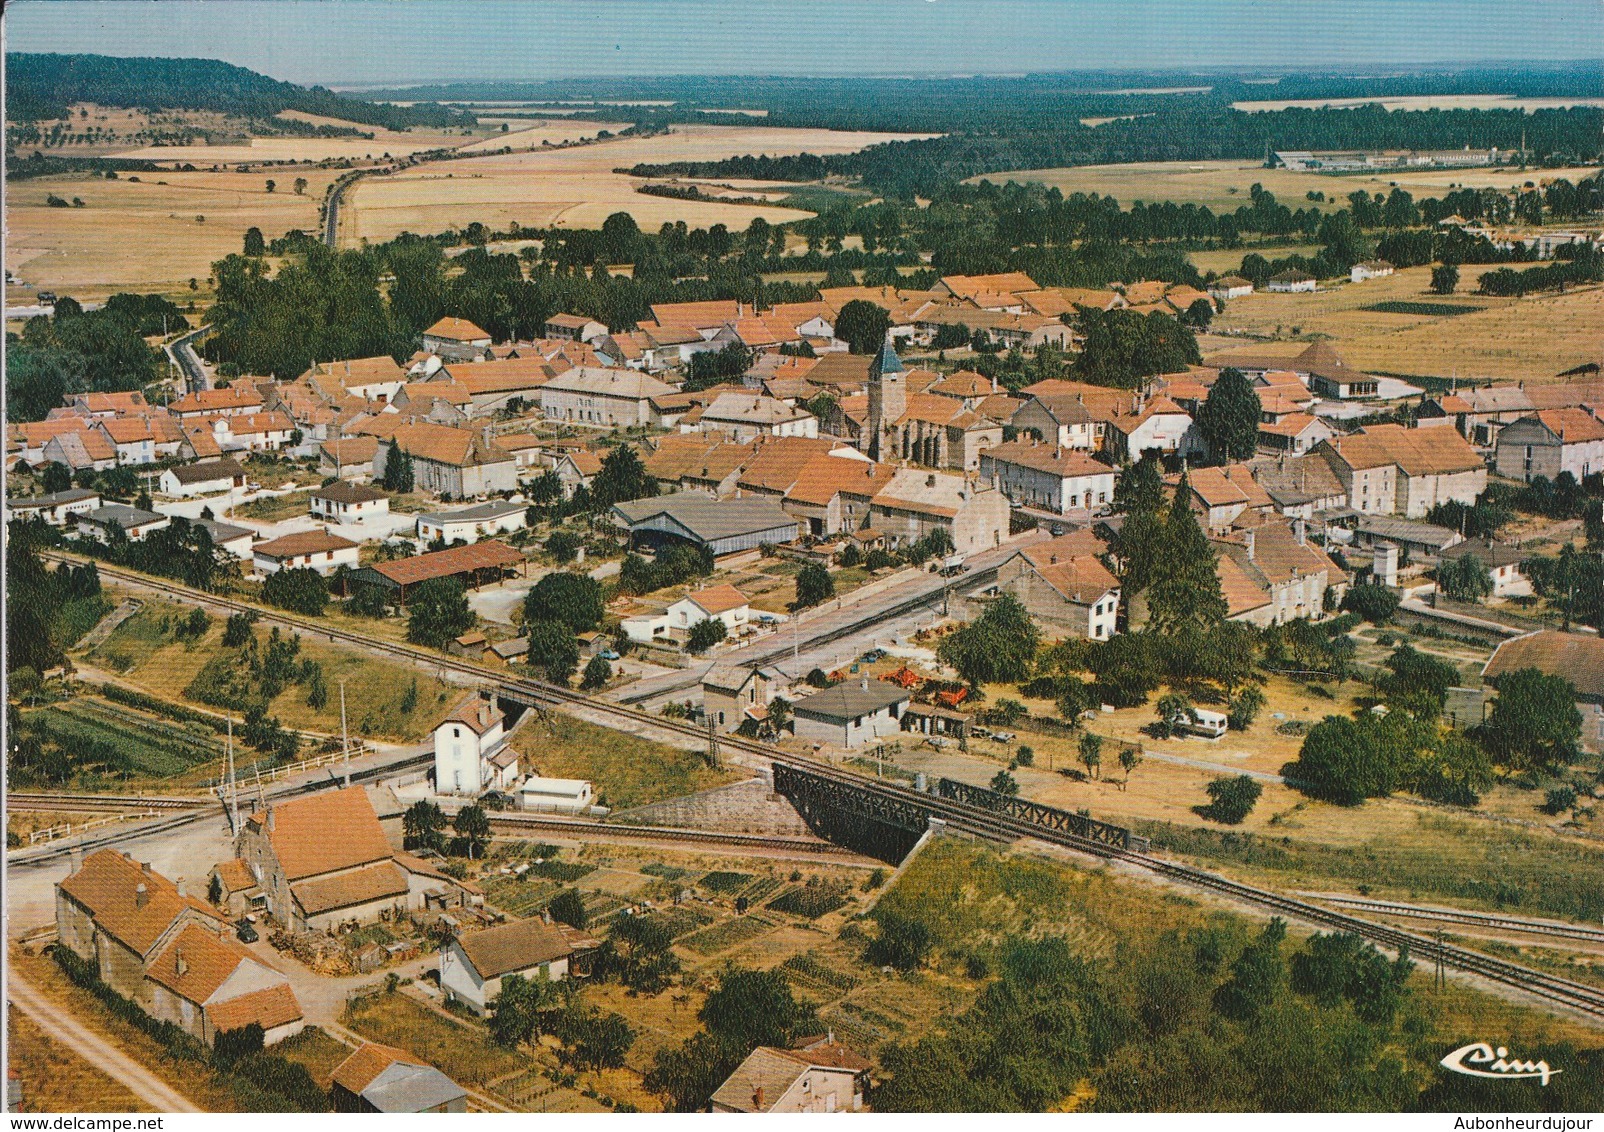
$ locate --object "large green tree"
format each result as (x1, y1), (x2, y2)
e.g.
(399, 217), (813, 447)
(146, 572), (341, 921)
(1072, 308), (1200, 389)
(1195, 367), (1261, 463)
(1145, 474), (1226, 636)
(1479, 667), (1582, 771)
(835, 300), (892, 354)
(525, 619), (581, 685)
(523, 571), (604, 633)
(405, 577), (474, 649)
(937, 593), (1040, 687)
(589, 443), (658, 510)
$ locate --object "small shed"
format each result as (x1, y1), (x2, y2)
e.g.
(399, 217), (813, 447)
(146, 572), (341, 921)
(518, 777), (595, 813)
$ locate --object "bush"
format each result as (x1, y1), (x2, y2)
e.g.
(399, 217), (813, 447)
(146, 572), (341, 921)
(686, 617), (728, 654)
(221, 611), (258, 647)
(1341, 584), (1399, 624)
(580, 654), (612, 689)
(1200, 775), (1262, 824)
(866, 911), (932, 970)
(261, 567), (328, 616)
(1542, 785), (1578, 816)
(1227, 685), (1266, 730)
(793, 563), (835, 610)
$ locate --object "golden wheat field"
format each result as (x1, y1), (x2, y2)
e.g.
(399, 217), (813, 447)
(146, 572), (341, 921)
(1210, 264), (1604, 382)
(5, 168), (343, 297)
(340, 123), (936, 242)
(974, 158), (1604, 210)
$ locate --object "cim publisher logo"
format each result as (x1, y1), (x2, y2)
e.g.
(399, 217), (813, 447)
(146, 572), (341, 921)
(1441, 1042), (1561, 1086)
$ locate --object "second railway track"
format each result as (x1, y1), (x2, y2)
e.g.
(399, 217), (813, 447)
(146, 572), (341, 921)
(45, 558), (1604, 1022)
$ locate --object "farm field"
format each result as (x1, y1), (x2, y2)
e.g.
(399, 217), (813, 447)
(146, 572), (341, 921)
(970, 159), (1349, 210)
(453, 117), (631, 153)
(81, 595), (460, 743)
(508, 711), (742, 810)
(5, 167), (343, 297)
(1208, 263), (1604, 382)
(1233, 95), (1604, 113)
(1189, 243), (1321, 273)
(5, 1009), (151, 1113)
(341, 123), (935, 241)
(972, 157), (1604, 211)
(106, 124), (488, 164)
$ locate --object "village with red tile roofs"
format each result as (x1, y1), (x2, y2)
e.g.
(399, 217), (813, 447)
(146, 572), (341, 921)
(5, 36), (1604, 1120)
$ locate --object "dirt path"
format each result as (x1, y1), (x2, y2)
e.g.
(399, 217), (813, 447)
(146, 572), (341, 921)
(7, 971), (202, 1113)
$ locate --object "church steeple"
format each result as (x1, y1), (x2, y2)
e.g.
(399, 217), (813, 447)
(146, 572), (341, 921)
(866, 341), (906, 462)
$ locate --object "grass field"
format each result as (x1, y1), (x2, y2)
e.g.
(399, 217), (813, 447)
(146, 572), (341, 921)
(83, 596), (458, 742)
(873, 838), (1604, 1057)
(5, 1009), (151, 1113)
(5, 167), (343, 296)
(24, 696), (225, 779)
(510, 711), (741, 809)
(342, 124), (933, 242)
(1188, 243), (1322, 273)
(1208, 263), (1604, 382)
(9, 947), (247, 1111)
(344, 991), (524, 1088)
(973, 158), (1604, 212)
(971, 159), (1348, 210)
(1233, 95), (1604, 113)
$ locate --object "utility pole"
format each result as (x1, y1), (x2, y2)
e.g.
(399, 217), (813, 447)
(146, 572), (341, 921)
(340, 679), (351, 787)
(226, 714), (239, 834)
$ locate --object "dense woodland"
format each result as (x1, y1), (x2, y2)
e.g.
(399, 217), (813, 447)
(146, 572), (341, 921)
(5, 53), (472, 130)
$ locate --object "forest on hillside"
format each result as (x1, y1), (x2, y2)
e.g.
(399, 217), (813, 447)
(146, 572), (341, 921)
(4, 53), (473, 131)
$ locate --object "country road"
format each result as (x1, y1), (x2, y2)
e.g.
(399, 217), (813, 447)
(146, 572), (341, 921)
(8, 972), (202, 1112)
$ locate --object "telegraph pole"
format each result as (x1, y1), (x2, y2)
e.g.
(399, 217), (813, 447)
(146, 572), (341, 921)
(226, 715), (239, 834)
(340, 680), (351, 787)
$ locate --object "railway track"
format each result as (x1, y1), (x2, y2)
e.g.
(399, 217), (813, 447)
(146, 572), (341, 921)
(487, 812), (853, 855)
(6, 792), (212, 813)
(51, 559), (1604, 1021)
(771, 758), (1604, 1021)
(1302, 894), (1604, 946)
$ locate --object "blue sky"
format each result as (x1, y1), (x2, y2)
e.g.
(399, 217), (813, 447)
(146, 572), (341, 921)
(4, 0), (1600, 87)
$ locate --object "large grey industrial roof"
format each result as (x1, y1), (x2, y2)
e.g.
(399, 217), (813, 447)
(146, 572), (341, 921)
(792, 680), (911, 723)
(613, 493), (798, 542)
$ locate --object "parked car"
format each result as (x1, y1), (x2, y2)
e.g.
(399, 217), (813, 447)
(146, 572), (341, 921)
(861, 648), (885, 663)
(599, 649), (620, 661)
(989, 730), (1016, 744)
(235, 920), (259, 944)
(481, 790), (515, 811)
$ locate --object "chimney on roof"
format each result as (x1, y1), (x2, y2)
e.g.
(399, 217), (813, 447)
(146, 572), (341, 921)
(1244, 529), (1256, 562)
(134, 883), (149, 909)
(753, 1087), (766, 1110)
(861, 677), (870, 691)
(1294, 518), (1307, 546)
(175, 948), (188, 977)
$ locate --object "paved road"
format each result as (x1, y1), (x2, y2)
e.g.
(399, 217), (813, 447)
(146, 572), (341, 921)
(612, 533), (1043, 706)
(8, 971), (202, 1112)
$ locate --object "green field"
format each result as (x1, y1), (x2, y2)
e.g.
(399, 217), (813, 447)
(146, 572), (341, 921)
(512, 713), (741, 810)
(24, 696), (225, 780)
(1136, 812), (1604, 923)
